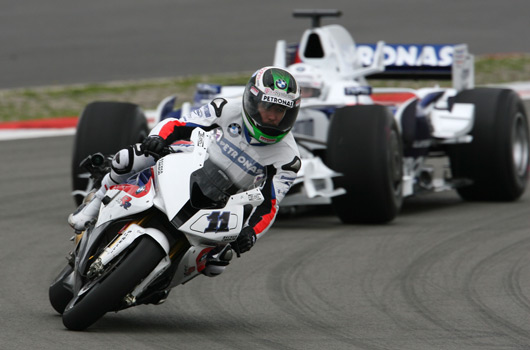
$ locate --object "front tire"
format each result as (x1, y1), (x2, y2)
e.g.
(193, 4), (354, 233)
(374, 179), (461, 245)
(49, 265), (74, 314)
(326, 105), (403, 224)
(448, 88), (529, 200)
(62, 237), (165, 331)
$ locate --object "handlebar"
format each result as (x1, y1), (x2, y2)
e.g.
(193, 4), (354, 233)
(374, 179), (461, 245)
(143, 147), (175, 161)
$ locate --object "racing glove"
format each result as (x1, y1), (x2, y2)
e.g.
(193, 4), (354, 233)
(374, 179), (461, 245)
(141, 135), (166, 157)
(232, 226), (256, 255)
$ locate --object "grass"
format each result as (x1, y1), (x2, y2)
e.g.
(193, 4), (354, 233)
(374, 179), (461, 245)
(1, 54), (529, 122)
(0, 72), (252, 122)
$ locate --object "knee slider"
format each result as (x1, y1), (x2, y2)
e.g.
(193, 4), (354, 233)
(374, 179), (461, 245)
(202, 265), (226, 277)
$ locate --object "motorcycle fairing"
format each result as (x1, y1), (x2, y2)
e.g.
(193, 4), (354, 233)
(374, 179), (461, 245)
(95, 177), (156, 227)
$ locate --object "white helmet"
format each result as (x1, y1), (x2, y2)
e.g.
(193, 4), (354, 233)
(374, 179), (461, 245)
(287, 63), (325, 98)
(242, 66), (301, 144)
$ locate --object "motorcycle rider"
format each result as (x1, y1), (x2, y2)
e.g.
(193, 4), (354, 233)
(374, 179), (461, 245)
(68, 66), (302, 274)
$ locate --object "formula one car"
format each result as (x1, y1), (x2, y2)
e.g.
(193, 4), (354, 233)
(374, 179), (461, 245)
(71, 9), (529, 224)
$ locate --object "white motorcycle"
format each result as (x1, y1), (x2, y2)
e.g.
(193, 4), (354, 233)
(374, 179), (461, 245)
(49, 128), (264, 331)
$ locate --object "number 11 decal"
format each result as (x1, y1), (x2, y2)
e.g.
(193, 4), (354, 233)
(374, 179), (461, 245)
(205, 211), (230, 232)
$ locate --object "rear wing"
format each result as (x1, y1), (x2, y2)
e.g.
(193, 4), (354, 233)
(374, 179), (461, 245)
(277, 9), (474, 91)
(357, 43), (474, 89)
(279, 41), (474, 91)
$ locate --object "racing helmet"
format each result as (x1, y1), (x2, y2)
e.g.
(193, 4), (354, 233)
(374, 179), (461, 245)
(287, 63), (324, 98)
(242, 66), (301, 144)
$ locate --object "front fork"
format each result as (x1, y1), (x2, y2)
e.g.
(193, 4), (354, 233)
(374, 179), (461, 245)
(82, 223), (172, 302)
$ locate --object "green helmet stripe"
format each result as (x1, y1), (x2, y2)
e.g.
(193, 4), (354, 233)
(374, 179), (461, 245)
(271, 69), (291, 92)
(243, 110), (286, 144)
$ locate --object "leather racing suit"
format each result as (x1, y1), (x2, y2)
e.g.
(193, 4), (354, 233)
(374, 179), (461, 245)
(99, 97), (301, 240)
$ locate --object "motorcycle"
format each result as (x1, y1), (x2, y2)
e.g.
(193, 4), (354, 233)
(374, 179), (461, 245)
(49, 128), (264, 330)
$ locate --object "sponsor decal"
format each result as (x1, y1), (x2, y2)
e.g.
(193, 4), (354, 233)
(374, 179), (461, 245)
(120, 195), (132, 210)
(197, 130), (205, 148)
(214, 128), (223, 142)
(108, 230), (130, 255)
(227, 123), (241, 137)
(255, 67), (266, 83)
(357, 44), (455, 67)
(110, 179), (152, 198)
(247, 193), (262, 201)
(183, 265), (195, 276)
(275, 79), (287, 89)
(193, 104), (212, 118)
(223, 235), (238, 242)
(254, 173), (265, 185)
(453, 45), (468, 65)
(261, 94), (294, 108)
(344, 86), (372, 96)
(217, 137), (265, 176)
(277, 187), (291, 197)
(258, 135), (276, 144)
(196, 247), (214, 272)
(157, 158), (164, 175)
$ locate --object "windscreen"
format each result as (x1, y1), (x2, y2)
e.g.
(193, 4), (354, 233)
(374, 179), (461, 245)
(189, 128), (266, 209)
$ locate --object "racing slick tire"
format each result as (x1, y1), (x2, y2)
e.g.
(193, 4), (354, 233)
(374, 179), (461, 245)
(62, 236), (166, 331)
(49, 265), (74, 314)
(448, 88), (529, 201)
(326, 105), (403, 223)
(72, 101), (148, 205)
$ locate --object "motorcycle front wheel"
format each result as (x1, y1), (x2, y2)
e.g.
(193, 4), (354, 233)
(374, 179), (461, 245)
(62, 236), (165, 331)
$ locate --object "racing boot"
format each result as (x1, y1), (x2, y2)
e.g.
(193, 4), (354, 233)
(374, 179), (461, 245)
(202, 245), (233, 277)
(68, 190), (103, 231)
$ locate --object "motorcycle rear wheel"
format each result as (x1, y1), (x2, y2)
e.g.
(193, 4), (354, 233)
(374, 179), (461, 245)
(62, 236), (165, 331)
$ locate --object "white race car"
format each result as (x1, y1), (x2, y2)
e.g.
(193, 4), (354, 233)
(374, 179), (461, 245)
(71, 9), (529, 224)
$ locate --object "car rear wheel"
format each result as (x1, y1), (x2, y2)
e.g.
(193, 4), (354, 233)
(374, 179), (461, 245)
(448, 88), (529, 201)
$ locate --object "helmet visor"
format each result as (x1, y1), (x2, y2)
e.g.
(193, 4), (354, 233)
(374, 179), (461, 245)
(244, 88), (299, 136)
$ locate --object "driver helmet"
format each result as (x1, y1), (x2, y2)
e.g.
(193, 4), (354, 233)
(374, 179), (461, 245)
(287, 63), (324, 98)
(242, 66), (301, 144)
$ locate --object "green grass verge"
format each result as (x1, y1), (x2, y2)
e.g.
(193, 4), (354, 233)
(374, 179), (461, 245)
(1, 54), (529, 122)
(0, 72), (251, 122)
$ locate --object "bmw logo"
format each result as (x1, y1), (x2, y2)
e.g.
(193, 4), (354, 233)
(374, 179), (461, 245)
(275, 79), (287, 89)
(228, 123), (241, 137)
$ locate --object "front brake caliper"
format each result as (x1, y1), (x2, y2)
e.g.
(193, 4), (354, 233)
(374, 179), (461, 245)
(87, 258), (104, 278)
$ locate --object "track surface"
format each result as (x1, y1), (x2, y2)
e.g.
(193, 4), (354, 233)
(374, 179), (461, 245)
(1, 134), (529, 349)
(2, 0), (530, 88)
(1, 1), (530, 349)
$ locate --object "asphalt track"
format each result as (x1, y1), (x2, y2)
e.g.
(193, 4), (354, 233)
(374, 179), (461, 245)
(1, 133), (529, 349)
(1, 1), (530, 349)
